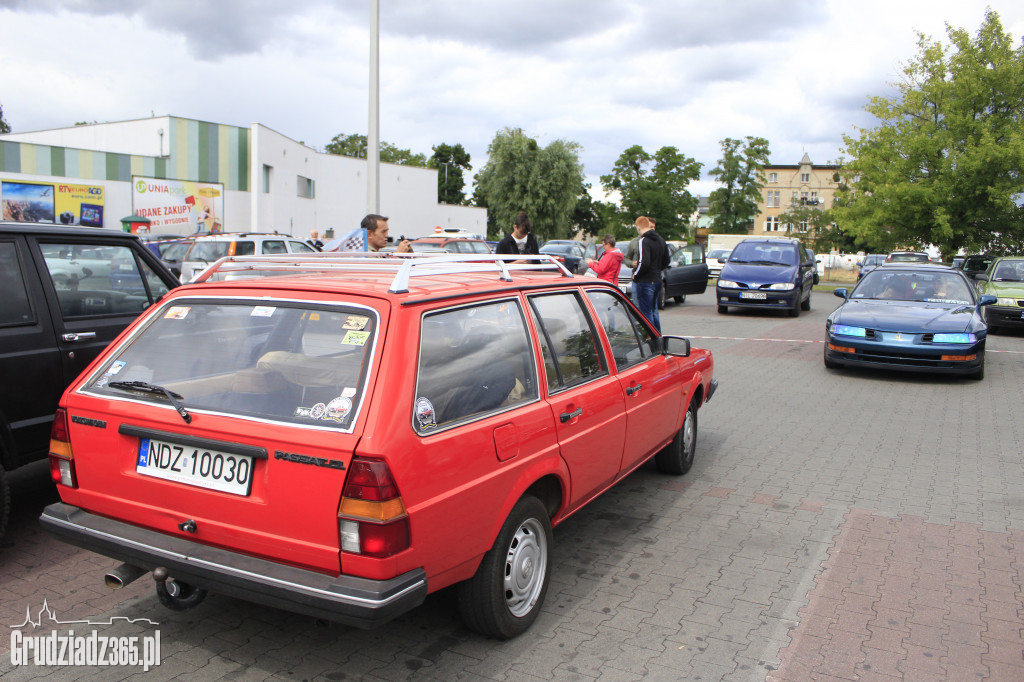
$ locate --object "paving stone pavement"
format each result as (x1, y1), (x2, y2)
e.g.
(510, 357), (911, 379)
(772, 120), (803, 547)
(2, 289), (1023, 680)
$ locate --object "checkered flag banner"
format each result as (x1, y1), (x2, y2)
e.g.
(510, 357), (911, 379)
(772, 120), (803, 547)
(340, 227), (366, 251)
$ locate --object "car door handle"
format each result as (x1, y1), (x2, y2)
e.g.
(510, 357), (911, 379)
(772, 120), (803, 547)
(626, 384), (642, 396)
(560, 407), (583, 423)
(62, 332), (97, 342)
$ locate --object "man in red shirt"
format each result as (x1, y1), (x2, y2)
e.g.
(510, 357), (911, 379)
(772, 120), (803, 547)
(587, 235), (624, 285)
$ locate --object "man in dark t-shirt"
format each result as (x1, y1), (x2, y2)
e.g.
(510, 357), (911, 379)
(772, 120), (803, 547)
(495, 211), (539, 262)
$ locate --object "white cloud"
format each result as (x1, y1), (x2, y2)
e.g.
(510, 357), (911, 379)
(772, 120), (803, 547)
(2, 0), (1022, 201)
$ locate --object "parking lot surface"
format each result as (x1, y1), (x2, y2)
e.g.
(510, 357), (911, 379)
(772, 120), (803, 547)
(3, 288), (1023, 680)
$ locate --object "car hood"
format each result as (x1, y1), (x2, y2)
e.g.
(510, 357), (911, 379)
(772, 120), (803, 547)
(981, 280), (1024, 298)
(719, 262), (797, 284)
(833, 299), (977, 333)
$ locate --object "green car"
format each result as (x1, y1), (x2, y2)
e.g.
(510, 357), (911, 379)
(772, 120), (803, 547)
(976, 257), (1024, 333)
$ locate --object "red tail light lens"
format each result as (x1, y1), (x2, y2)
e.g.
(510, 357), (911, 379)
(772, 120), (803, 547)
(48, 408), (77, 488)
(338, 458), (409, 558)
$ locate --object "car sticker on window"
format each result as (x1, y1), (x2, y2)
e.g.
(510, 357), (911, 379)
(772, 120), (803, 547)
(325, 396), (352, 422)
(343, 315), (369, 330)
(341, 387), (357, 398)
(415, 397), (437, 430)
(164, 306), (191, 319)
(251, 306), (276, 317)
(342, 330), (370, 346)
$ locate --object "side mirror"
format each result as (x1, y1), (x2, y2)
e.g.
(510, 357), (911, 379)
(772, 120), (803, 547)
(979, 294), (997, 306)
(834, 288), (848, 299)
(975, 273), (989, 281)
(661, 335), (691, 357)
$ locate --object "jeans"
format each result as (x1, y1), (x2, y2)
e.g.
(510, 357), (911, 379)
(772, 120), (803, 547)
(633, 281), (661, 333)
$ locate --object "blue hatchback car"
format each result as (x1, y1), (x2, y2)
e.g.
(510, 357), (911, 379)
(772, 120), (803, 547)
(716, 237), (815, 317)
(824, 264), (996, 379)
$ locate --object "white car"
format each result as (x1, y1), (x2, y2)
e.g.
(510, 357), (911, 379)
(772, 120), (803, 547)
(706, 249), (732, 278)
(180, 233), (318, 281)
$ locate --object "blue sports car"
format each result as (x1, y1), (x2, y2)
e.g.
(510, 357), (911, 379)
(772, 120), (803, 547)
(824, 264), (996, 379)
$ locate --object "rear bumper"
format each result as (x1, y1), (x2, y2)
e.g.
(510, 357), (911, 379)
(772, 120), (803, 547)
(40, 502), (427, 629)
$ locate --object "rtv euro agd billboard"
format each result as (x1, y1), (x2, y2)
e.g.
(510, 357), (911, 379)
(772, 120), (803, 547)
(132, 177), (224, 233)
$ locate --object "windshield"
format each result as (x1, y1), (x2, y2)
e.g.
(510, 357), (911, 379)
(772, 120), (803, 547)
(708, 249), (731, 260)
(85, 300), (377, 431)
(863, 255), (884, 266)
(992, 260), (1024, 282)
(852, 270), (974, 304)
(729, 242), (797, 266)
(888, 253), (929, 263)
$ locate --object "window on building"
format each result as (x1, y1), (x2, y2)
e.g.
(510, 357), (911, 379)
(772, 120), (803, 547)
(765, 216), (780, 232)
(792, 191), (799, 202)
(800, 172), (810, 183)
(768, 172), (778, 183)
(811, 191), (818, 204)
(766, 190), (781, 208)
(297, 175), (314, 199)
(799, 220), (809, 232)
(262, 165), (273, 194)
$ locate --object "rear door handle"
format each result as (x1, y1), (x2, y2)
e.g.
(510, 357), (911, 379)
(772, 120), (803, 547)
(626, 384), (642, 396)
(560, 407), (583, 423)
(62, 332), (97, 342)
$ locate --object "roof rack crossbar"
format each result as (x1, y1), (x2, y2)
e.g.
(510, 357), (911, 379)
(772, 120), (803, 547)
(190, 252), (573, 290)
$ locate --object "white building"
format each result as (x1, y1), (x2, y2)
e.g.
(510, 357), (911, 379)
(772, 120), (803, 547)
(0, 115), (486, 239)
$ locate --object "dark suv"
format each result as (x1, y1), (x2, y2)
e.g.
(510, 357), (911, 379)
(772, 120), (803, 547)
(716, 237), (815, 316)
(0, 223), (179, 536)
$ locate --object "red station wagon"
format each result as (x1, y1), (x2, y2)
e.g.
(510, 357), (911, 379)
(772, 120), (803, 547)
(41, 253), (717, 639)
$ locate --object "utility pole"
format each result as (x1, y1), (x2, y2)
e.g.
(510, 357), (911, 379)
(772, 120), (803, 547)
(367, 0), (380, 214)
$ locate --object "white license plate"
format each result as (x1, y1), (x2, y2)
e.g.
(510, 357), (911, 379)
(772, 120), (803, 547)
(740, 291), (767, 300)
(137, 438), (254, 495)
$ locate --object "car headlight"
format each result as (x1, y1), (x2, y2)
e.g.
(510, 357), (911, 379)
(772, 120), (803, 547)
(717, 280), (740, 289)
(768, 282), (796, 291)
(932, 333), (976, 344)
(996, 297), (1016, 306)
(831, 324), (867, 338)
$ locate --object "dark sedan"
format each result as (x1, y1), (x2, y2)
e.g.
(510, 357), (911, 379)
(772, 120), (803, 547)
(539, 241), (586, 273)
(824, 264), (995, 379)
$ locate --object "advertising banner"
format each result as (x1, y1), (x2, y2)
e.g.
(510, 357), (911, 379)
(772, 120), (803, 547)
(132, 177), (224, 234)
(1, 179), (105, 226)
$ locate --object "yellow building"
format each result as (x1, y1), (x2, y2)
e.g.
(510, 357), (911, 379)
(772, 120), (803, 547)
(755, 153), (839, 238)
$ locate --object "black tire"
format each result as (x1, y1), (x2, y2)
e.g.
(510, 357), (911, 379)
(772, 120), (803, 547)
(801, 290), (811, 311)
(655, 399), (697, 475)
(970, 358), (985, 380)
(823, 347), (838, 369)
(717, 305), (728, 314)
(0, 463), (9, 539)
(458, 496), (553, 639)
(674, 295), (685, 304)
(788, 295), (800, 317)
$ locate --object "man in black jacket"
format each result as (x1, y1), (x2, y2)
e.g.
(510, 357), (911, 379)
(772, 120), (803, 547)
(632, 216), (670, 332)
(495, 211), (539, 262)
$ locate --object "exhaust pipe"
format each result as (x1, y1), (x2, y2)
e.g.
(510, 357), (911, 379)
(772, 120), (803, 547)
(104, 563), (147, 589)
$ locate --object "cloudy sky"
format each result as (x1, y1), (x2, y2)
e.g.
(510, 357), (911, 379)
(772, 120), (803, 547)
(2, 1), (1023, 198)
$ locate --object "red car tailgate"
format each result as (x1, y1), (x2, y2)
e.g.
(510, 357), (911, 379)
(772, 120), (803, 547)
(60, 398), (354, 575)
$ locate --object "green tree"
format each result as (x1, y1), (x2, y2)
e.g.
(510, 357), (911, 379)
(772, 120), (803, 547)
(834, 10), (1024, 260)
(570, 185), (620, 240)
(0, 104), (11, 134)
(325, 133), (427, 167)
(707, 136), (771, 234)
(599, 145), (702, 240)
(428, 143), (471, 205)
(474, 127), (585, 241)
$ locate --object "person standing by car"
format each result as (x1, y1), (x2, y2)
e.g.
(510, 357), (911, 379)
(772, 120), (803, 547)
(632, 216), (670, 332)
(308, 230), (324, 250)
(587, 235), (623, 285)
(363, 214), (412, 253)
(495, 211), (539, 262)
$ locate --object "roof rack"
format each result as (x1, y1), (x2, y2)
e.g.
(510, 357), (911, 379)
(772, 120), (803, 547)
(190, 252), (575, 293)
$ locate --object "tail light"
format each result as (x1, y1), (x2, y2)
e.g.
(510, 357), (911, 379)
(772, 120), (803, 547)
(337, 457), (409, 558)
(48, 408), (77, 488)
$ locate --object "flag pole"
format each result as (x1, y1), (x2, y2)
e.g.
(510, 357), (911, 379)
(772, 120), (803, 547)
(367, 0), (380, 214)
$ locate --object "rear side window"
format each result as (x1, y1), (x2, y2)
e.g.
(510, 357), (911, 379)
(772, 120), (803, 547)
(528, 292), (604, 392)
(84, 300), (376, 431)
(39, 242), (169, 317)
(414, 300), (537, 432)
(262, 240), (287, 255)
(0, 241), (33, 326)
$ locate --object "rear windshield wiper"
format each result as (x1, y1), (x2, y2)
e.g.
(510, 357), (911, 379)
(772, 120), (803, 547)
(108, 381), (192, 424)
